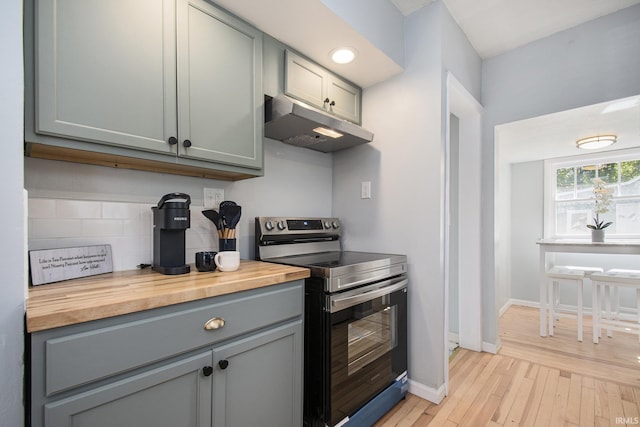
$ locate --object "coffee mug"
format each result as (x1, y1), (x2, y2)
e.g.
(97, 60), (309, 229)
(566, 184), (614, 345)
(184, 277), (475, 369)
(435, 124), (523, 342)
(214, 251), (240, 272)
(195, 251), (217, 272)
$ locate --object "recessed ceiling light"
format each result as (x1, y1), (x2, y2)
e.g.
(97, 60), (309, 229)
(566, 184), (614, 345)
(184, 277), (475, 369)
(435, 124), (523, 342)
(330, 48), (356, 64)
(576, 134), (617, 150)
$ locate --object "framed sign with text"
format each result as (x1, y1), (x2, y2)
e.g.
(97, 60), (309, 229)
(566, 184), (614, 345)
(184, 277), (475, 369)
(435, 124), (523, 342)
(29, 245), (113, 286)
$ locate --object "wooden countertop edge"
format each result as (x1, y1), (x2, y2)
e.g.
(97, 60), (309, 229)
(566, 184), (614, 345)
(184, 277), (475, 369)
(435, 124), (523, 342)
(26, 261), (310, 333)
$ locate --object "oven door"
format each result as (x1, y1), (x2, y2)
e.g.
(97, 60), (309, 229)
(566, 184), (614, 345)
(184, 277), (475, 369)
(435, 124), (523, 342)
(327, 276), (407, 426)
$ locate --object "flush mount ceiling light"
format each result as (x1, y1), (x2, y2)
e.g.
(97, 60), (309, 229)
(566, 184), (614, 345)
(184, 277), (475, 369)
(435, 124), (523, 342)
(330, 47), (356, 64)
(576, 134), (617, 150)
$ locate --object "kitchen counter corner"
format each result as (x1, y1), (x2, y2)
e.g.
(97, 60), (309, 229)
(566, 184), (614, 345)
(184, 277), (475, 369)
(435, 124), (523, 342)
(26, 260), (310, 332)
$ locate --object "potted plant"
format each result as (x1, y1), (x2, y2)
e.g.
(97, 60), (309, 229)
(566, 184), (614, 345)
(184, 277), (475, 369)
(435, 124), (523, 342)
(586, 177), (613, 242)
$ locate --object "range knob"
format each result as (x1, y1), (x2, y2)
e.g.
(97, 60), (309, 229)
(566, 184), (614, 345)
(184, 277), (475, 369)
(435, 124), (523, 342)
(332, 221), (340, 229)
(264, 221), (274, 231)
(324, 221), (332, 229)
(277, 220), (287, 230)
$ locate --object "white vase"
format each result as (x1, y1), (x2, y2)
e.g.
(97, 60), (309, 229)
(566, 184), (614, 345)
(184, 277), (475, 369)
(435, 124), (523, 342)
(591, 229), (605, 242)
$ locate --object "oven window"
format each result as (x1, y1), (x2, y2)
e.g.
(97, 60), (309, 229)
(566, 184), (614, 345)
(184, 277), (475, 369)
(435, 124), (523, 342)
(348, 304), (397, 375)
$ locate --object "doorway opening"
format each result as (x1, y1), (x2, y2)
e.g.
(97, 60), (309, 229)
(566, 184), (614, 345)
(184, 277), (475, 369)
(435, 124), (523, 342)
(443, 72), (483, 395)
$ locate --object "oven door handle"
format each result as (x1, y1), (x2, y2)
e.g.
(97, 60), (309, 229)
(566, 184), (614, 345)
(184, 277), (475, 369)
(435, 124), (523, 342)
(329, 277), (408, 312)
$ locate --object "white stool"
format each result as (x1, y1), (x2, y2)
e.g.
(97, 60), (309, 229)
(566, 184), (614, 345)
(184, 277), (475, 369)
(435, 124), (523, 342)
(591, 269), (640, 344)
(547, 265), (603, 342)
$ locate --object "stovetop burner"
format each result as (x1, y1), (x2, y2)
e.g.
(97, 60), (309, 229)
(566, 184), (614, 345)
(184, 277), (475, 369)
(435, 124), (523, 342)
(267, 250), (401, 269)
(255, 217), (407, 293)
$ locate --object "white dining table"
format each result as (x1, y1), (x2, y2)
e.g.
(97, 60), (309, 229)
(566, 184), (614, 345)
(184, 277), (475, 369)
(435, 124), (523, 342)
(536, 238), (640, 337)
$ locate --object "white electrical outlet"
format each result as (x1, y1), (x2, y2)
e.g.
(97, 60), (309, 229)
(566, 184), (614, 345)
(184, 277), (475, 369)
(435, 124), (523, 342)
(361, 181), (371, 199)
(204, 188), (224, 209)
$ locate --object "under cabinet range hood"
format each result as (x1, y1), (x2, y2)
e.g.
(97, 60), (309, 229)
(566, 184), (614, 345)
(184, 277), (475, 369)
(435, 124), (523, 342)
(264, 95), (374, 153)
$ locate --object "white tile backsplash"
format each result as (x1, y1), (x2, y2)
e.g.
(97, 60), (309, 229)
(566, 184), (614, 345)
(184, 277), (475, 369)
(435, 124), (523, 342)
(28, 198), (217, 271)
(102, 202), (146, 219)
(28, 198), (56, 218)
(56, 200), (102, 219)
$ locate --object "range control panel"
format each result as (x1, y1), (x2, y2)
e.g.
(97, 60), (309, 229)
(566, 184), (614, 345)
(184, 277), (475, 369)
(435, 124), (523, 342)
(255, 217), (341, 235)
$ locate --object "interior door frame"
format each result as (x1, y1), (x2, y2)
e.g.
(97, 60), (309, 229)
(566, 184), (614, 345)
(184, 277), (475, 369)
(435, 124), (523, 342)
(443, 72), (484, 394)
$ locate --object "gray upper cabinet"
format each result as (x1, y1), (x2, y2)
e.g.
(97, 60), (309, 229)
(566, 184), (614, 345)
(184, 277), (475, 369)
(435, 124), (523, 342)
(284, 50), (361, 124)
(35, 0), (177, 154)
(176, 0), (262, 168)
(31, 0), (262, 176)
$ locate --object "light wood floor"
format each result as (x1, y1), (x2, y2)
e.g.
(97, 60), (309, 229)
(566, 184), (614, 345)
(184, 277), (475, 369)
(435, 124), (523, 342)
(375, 305), (640, 426)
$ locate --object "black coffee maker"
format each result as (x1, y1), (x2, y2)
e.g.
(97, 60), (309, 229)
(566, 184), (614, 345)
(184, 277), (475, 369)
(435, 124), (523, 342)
(152, 193), (191, 275)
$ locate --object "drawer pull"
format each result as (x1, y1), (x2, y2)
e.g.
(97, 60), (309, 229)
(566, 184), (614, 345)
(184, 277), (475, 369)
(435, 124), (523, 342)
(204, 317), (225, 330)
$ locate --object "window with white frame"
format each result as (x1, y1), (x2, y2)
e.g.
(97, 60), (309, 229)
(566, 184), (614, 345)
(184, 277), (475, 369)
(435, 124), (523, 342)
(545, 149), (640, 238)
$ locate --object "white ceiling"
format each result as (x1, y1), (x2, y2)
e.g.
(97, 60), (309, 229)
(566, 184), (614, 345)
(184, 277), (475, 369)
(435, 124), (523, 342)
(497, 96), (640, 165)
(395, 0), (640, 59)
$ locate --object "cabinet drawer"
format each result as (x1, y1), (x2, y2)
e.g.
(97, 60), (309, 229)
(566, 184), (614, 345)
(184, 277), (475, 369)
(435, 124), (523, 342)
(40, 283), (302, 396)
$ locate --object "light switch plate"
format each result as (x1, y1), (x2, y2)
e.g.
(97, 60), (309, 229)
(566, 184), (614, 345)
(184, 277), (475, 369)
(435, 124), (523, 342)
(361, 181), (371, 199)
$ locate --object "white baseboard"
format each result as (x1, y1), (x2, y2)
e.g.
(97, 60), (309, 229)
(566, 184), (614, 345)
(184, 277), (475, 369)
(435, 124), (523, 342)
(500, 298), (539, 316)
(501, 298), (640, 321)
(408, 379), (446, 404)
(482, 338), (501, 354)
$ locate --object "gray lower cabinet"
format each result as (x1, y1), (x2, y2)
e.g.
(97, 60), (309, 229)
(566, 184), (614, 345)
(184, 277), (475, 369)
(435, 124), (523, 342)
(212, 323), (302, 427)
(27, 0), (262, 178)
(29, 281), (303, 427)
(44, 351), (213, 427)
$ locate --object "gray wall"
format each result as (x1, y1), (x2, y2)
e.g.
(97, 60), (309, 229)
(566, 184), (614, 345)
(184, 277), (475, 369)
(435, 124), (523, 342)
(333, 1), (481, 393)
(482, 3), (640, 341)
(0, 0), (25, 424)
(510, 161), (544, 303)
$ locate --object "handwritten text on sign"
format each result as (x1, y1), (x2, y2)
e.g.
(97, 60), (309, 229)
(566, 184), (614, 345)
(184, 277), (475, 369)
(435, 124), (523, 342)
(29, 245), (113, 286)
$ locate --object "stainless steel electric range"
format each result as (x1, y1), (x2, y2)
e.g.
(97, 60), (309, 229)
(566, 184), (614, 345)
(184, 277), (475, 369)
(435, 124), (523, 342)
(255, 217), (408, 427)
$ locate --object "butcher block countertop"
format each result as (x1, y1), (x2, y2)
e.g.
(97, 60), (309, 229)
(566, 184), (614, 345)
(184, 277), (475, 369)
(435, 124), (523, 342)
(26, 260), (310, 333)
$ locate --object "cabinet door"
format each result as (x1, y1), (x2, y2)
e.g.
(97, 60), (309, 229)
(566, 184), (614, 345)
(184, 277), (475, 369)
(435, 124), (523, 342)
(44, 351), (212, 427)
(212, 322), (302, 427)
(327, 75), (361, 124)
(284, 50), (362, 124)
(284, 50), (327, 110)
(35, 0), (177, 154)
(177, 0), (263, 169)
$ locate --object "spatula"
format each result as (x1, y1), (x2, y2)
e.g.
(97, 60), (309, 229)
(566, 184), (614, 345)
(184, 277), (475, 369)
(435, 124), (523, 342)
(202, 210), (223, 238)
(224, 205), (242, 238)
